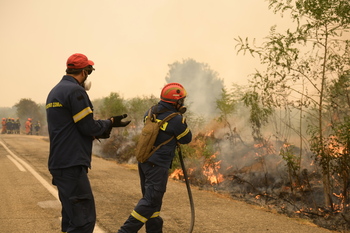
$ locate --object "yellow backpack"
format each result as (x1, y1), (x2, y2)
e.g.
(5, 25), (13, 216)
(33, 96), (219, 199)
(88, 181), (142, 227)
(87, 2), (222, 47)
(135, 106), (180, 163)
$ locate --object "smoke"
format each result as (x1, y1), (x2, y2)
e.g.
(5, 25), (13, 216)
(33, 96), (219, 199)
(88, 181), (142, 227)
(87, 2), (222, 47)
(165, 58), (224, 117)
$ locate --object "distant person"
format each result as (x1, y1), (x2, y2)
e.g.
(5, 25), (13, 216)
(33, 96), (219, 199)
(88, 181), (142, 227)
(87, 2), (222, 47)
(6, 118), (12, 134)
(46, 53), (131, 233)
(34, 121), (41, 135)
(1, 118), (6, 134)
(25, 118), (32, 135)
(9, 118), (15, 134)
(117, 83), (192, 233)
(15, 118), (21, 134)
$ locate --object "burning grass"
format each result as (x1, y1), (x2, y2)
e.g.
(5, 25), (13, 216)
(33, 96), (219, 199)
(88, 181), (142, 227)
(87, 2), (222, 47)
(94, 124), (350, 232)
(168, 132), (350, 232)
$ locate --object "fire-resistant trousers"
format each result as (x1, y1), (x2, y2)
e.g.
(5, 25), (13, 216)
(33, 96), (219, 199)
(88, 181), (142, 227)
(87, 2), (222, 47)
(50, 166), (96, 233)
(118, 162), (169, 233)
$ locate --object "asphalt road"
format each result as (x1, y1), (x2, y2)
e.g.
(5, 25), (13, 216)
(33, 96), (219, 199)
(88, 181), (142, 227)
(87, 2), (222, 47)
(0, 134), (335, 233)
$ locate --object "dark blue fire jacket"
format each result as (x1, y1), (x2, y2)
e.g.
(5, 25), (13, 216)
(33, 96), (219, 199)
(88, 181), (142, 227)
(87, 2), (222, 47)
(46, 75), (112, 170)
(145, 101), (192, 168)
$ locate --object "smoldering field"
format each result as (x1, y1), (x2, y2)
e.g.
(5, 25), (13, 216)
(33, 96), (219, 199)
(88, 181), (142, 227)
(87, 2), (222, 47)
(90, 62), (349, 231)
(93, 101), (350, 232)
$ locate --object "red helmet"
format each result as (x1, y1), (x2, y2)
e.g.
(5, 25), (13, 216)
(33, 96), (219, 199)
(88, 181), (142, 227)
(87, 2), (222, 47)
(160, 83), (187, 104)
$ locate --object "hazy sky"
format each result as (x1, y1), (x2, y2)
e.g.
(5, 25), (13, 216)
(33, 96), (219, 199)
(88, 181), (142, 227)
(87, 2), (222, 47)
(0, 0), (291, 108)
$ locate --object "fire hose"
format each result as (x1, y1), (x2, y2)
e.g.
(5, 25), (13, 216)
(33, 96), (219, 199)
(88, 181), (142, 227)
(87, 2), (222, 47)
(177, 144), (195, 233)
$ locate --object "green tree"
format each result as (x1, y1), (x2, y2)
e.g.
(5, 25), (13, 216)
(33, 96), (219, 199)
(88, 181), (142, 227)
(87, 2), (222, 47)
(93, 94), (160, 163)
(324, 72), (350, 212)
(126, 95), (158, 126)
(235, 0), (350, 207)
(14, 98), (44, 127)
(242, 90), (273, 142)
(98, 92), (127, 118)
(216, 87), (237, 143)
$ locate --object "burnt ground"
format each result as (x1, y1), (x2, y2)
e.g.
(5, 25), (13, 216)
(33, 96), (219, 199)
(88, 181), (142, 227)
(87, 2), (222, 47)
(176, 153), (350, 232)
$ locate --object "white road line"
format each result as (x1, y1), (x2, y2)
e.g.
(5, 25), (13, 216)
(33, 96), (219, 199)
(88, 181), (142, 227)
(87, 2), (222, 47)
(5, 154), (27, 171)
(0, 140), (105, 233)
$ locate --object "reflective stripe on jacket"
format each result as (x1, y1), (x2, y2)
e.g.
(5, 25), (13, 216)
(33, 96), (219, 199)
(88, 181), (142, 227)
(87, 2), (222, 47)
(46, 75), (111, 170)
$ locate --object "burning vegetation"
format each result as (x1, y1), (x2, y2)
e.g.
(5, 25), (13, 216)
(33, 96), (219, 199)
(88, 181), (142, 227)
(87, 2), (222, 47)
(94, 116), (350, 232)
(168, 125), (350, 232)
(89, 30), (350, 231)
(90, 79), (350, 233)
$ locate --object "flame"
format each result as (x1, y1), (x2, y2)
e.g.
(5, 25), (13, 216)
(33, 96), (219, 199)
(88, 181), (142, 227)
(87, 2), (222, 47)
(205, 130), (214, 137)
(169, 152), (225, 185)
(170, 168), (183, 180)
(326, 135), (345, 158)
(202, 153), (224, 185)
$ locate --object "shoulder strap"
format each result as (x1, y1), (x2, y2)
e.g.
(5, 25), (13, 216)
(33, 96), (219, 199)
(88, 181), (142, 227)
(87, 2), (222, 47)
(148, 112), (181, 156)
(146, 106), (156, 121)
(149, 135), (175, 156)
(158, 112), (180, 126)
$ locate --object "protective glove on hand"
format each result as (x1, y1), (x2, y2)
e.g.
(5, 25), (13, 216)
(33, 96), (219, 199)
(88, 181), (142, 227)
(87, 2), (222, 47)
(111, 114), (131, 127)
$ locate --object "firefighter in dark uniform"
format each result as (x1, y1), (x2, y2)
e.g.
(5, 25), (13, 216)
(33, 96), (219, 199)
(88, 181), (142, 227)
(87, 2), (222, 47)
(46, 53), (130, 233)
(15, 118), (21, 134)
(6, 118), (13, 134)
(118, 83), (192, 233)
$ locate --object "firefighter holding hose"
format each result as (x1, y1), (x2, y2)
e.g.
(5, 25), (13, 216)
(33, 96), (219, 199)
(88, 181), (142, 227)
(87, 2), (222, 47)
(117, 83), (192, 233)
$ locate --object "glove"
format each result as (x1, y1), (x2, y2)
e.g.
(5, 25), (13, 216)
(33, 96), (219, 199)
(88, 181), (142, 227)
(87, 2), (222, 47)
(111, 114), (131, 127)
